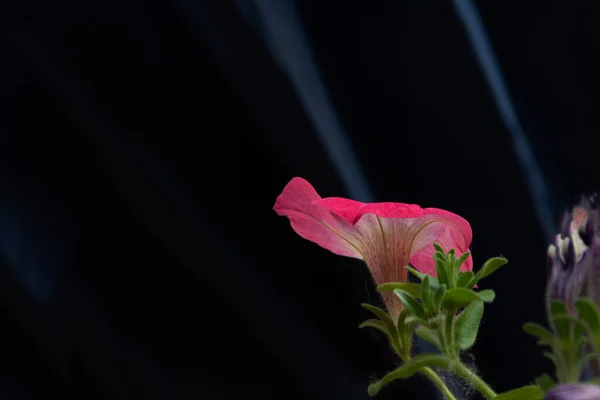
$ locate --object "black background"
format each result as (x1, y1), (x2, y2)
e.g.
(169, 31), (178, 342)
(0, 0), (597, 398)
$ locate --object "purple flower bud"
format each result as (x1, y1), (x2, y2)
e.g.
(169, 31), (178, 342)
(545, 384), (600, 400)
(545, 195), (600, 377)
(546, 195), (600, 314)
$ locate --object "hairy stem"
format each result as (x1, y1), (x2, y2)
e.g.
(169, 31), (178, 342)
(453, 361), (497, 399)
(420, 367), (458, 400)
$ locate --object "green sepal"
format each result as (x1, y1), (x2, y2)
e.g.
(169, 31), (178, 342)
(552, 314), (587, 342)
(455, 251), (471, 273)
(377, 282), (422, 298)
(543, 352), (566, 380)
(454, 300), (484, 350)
(433, 243), (444, 254)
(467, 257), (508, 287)
(434, 252), (449, 287)
(367, 354), (449, 396)
(393, 289), (425, 319)
(447, 249), (457, 276)
(421, 276), (434, 316)
(492, 385), (544, 400)
(582, 351), (600, 365)
(433, 284), (446, 314)
(549, 301), (570, 340)
(575, 298), (600, 342)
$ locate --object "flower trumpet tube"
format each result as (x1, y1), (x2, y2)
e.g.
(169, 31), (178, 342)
(273, 177), (473, 319)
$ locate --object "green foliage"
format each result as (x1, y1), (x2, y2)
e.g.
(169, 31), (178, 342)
(394, 289), (425, 319)
(367, 354), (450, 396)
(467, 257), (508, 287)
(492, 386), (544, 400)
(534, 374), (555, 393)
(524, 298), (600, 385)
(454, 300), (484, 350)
(377, 282), (422, 298)
(361, 245), (511, 399)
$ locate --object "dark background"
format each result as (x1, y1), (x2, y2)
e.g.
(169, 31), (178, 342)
(0, 0), (596, 398)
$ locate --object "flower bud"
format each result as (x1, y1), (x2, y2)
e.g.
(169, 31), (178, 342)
(546, 195), (600, 315)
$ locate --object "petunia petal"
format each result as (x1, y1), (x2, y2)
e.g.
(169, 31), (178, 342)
(423, 208), (473, 247)
(353, 202), (423, 224)
(273, 178), (364, 259)
(313, 197), (366, 224)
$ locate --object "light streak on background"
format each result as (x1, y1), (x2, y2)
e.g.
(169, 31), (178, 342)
(453, 0), (555, 242)
(252, 0), (374, 203)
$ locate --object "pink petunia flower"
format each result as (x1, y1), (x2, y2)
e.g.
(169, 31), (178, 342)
(273, 177), (473, 318)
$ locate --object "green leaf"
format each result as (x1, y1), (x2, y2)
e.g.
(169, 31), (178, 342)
(396, 309), (411, 344)
(434, 253), (449, 287)
(534, 374), (555, 393)
(359, 319), (388, 335)
(405, 267), (440, 287)
(415, 325), (442, 351)
(393, 289), (425, 319)
(456, 271), (474, 288)
(467, 257), (508, 287)
(367, 354), (449, 396)
(405, 266), (426, 281)
(433, 284), (446, 314)
(582, 351), (600, 365)
(454, 300), (484, 350)
(575, 298), (600, 336)
(523, 322), (556, 346)
(477, 289), (496, 303)
(421, 276), (434, 315)
(361, 304), (399, 343)
(441, 287), (485, 310)
(550, 301), (570, 340)
(492, 385), (544, 400)
(377, 282), (422, 298)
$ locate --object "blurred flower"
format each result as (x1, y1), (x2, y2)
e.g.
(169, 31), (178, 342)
(545, 384), (600, 400)
(273, 177), (472, 318)
(546, 194), (600, 313)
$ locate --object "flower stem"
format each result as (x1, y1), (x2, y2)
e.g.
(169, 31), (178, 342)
(445, 313), (456, 357)
(453, 361), (497, 399)
(420, 367), (457, 400)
